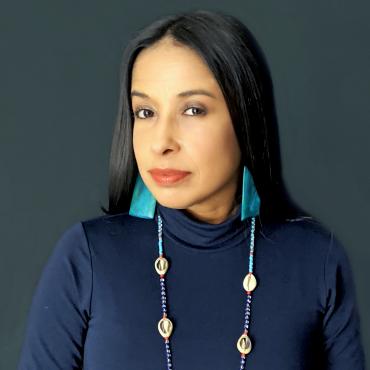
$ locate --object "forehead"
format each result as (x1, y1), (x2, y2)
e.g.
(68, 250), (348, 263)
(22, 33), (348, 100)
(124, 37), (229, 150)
(131, 39), (220, 94)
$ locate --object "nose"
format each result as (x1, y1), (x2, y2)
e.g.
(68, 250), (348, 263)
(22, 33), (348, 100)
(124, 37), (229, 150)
(150, 113), (180, 156)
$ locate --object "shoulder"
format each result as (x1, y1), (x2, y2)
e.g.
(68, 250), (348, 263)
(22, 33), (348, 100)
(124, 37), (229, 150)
(257, 216), (336, 262)
(78, 211), (155, 242)
(259, 216), (332, 245)
(257, 215), (354, 284)
(257, 216), (355, 311)
(46, 212), (153, 265)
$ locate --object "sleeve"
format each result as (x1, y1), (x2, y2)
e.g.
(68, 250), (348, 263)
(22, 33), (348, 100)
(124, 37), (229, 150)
(17, 221), (92, 370)
(322, 232), (366, 370)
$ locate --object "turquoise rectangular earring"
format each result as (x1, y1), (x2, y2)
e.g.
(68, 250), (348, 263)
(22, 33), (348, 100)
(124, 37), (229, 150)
(129, 173), (157, 219)
(129, 165), (260, 221)
(241, 165), (261, 220)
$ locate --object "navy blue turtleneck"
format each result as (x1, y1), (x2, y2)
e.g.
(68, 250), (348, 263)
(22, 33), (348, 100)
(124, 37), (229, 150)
(17, 202), (366, 369)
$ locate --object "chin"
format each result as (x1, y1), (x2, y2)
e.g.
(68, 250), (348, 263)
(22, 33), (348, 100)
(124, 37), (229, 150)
(155, 197), (192, 210)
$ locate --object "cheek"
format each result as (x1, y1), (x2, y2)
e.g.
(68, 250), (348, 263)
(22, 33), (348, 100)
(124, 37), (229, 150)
(132, 128), (138, 159)
(132, 126), (148, 162)
(189, 122), (240, 171)
(132, 128), (145, 170)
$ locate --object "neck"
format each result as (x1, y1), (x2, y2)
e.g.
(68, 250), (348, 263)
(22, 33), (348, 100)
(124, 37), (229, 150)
(183, 198), (240, 225)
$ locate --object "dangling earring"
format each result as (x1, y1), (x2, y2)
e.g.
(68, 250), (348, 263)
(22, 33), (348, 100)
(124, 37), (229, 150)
(129, 165), (260, 220)
(129, 172), (157, 219)
(241, 165), (260, 220)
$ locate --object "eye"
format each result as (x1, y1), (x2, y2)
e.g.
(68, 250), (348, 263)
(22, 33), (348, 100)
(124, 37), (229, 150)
(133, 107), (154, 120)
(183, 105), (206, 116)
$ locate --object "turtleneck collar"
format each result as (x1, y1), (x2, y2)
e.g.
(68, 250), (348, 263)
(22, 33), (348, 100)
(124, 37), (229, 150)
(155, 202), (251, 251)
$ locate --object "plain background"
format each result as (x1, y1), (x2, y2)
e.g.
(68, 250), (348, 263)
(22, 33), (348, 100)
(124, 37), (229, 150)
(1, 1), (369, 368)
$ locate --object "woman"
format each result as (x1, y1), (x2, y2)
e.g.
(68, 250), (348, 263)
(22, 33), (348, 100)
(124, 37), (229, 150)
(17, 9), (366, 370)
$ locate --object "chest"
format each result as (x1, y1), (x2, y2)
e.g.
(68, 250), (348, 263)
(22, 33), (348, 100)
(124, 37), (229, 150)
(83, 241), (324, 369)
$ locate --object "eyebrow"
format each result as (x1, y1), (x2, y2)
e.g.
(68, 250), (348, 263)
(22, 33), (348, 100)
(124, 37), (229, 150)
(130, 89), (217, 99)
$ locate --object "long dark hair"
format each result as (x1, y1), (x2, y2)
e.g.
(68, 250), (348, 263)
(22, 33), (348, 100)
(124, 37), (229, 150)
(100, 9), (312, 224)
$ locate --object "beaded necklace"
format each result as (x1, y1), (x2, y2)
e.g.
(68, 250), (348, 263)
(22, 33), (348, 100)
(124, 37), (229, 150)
(154, 211), (258, 370)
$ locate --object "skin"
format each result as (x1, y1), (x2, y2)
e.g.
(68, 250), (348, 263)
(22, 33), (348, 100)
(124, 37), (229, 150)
(131, 36), (242, 224)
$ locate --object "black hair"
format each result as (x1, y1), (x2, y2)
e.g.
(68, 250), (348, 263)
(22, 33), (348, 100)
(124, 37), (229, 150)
(100, 9), (313, 224)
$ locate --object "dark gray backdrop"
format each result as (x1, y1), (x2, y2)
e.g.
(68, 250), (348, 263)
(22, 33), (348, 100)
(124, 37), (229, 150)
(1, 1), (369, 368)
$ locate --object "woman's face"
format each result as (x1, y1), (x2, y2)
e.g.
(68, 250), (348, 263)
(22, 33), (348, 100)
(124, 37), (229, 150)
(131, 37), (241, 223)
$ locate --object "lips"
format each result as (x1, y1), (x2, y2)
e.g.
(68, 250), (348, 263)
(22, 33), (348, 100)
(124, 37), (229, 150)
(148, 168), (191, 185)
(149, 168), (190, 176)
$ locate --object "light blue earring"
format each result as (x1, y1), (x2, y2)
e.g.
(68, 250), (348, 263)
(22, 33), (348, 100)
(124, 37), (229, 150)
(240, 165), (260, 220)
(129, 166), (260, 220)
(128, 173), (157, 219)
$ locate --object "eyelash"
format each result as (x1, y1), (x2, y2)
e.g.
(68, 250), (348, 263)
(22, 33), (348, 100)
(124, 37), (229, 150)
(132, 104), (207, 120)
